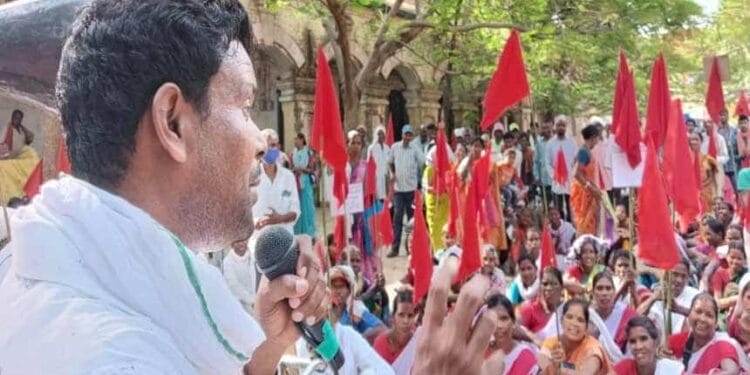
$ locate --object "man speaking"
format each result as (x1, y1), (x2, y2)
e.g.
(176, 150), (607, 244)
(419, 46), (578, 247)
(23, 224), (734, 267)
(0, 1), (327, 374)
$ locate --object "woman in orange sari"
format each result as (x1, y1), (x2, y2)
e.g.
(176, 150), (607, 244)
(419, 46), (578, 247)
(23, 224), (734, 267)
(570, 124), (601, 235)
(690, 131), (719, 213)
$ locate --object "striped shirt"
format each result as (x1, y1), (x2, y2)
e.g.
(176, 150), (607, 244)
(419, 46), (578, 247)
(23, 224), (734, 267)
(390, 140), (425, 192)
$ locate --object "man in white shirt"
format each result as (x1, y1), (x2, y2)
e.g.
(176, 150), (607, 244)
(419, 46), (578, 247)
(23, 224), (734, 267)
(367, 125), (391, 201)
(253, 148), (300, 234)
(545, 116), (578, 221)
(387, 124), (425, 257)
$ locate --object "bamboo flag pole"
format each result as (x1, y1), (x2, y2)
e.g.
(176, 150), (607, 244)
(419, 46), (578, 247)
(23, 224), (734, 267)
(664, 270), (673, 343)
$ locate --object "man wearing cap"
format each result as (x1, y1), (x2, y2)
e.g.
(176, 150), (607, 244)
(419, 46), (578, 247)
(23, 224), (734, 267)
(253, 147), (300, 234)
(388, 124), (425, 257)
(491, 122), (505, 161)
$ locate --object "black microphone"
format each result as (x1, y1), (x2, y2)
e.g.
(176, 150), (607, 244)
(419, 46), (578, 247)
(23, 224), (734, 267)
(254, 226), (344, 370)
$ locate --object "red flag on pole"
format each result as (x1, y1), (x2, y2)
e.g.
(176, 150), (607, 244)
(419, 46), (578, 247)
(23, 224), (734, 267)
(735, 90), (750, 117)
(56, 137), (71, 174)
(613, 52), (642, 168)
(610, 51), (628, 136)
(645, 54), (671, 147)
(707, 126), (718, 159)
(373, 198), (394, 249)
(310, 47), (348, 207)
(539, 224), (557, 275)
(409, 191), (433, 304)
(705, 56), (726, 125)
(385, 114), (395, 147)
(23, 159), (43, 198)
(364, 155), (377, 207)
(553, 149), (568, 186)
(479, 29), (530, 130)
(473, 150), (492, 200)
(446, 171), (461, 239)
(637, 140), (680, 269)
(664, 99), (700, 232)
(333, 215), (347, 263)
(432, 126), (450, 195)
(456, 177), (481, 282)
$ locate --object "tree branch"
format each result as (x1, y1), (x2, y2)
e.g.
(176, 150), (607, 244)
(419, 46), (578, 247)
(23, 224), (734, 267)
(372, 0), (404, 50)
(402, 20), (528, 32)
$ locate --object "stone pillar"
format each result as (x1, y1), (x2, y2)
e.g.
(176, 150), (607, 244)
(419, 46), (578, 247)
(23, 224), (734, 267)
(41, 114), (62, 180)
(417, 88), (442, 124)
(359, 85), (389, 136)
(278, 77), (315, 153)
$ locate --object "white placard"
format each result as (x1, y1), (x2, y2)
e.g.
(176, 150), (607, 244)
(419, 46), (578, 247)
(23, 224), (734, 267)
(611, 142), (646, 188)
(329, 182), (364, 216)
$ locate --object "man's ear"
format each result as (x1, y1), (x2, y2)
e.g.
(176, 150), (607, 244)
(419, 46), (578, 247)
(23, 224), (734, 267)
(151, 83), (193, 163)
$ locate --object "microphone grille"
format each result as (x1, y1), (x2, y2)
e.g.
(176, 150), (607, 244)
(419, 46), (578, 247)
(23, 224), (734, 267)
(254, 226), (298, 279)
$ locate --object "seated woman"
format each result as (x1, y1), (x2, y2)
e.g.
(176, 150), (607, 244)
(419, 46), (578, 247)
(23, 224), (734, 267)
(612, 316), (684, 374)
(481, 245), (506, 293)
(638, 258), (697, 334)
(711, 240), (747, 313)
(665, 293), (748, 374)
(564, 235), (607, 295)
(729, 275), (750, 353)
(507, 253), (539, 306)
(0, 110), (40, 202)
(373, 289), (417, 371)
(343, 245), (390, 324)
(329, 265), (387, 343)
(590, 272), (637, 350)
(610, 250), (650, 307)
(538, 298), (610, 375)
(518, 267), (564, 342)
(485, 293), (538, 374)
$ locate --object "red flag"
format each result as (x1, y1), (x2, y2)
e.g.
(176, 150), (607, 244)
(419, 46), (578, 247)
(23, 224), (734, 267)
(310, 47), (348, 207)
(645, 54), (671, 147)
(707, 126), (718, 158)
(637, 140), (680, 269)
(373, 198), (394, 249)
(446, 171), (461, 238)
(333, 215), (347, 263)
(364, 155), (377, 207)
(479, 29), (530, 130)
(553, 149), (568, 186)
(610, 51), (628, 136)
(385, 114), (395, 147)
(472, 149), (492, 200)
(664, 99), (700, 232)
(409, 191), (433, 304)
(539, 224), (556, 275)
(456, 178), (481, 282)
(56, 137), (71, 174)
(705, 56), (726, 125)
(613, 52), (642, 168)
(735, 90), (750, 117)
(432, 126), (450, 194)
(23, 159), (43, 198)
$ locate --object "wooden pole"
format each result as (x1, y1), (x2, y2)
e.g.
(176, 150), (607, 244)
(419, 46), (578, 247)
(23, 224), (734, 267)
(664, 270), (673, 342)
(628, 187), (635, 256)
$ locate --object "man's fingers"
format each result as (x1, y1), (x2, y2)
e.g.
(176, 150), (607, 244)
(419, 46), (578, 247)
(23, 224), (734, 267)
(447, 273), (491, 336)
(260, 274), (309, 305)
(291, 276), (328, 323)
(467, 308), (497, 355)
(423, 255), (458, 330)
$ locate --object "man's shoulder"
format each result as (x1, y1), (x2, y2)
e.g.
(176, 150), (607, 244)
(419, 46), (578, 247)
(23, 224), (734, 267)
(0, 278), (189, 374)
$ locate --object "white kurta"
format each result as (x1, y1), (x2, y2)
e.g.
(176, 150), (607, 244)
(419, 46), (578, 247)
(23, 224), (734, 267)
(0, 177), (263, 374)
(252, 165), (300, 234)
(367, 141), (392, 200)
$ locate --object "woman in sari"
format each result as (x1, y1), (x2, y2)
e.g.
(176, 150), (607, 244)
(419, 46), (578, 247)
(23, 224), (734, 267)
(728, 275), (750, 353)
(665, 293), (748, 374)
(291, 133), (316, 237)
(538, 298), (610, 375)
(373, 289), (417, 371)
(347, 133), (378, 281)
(690, 131), (719, 214)
(507, 253), (539, 305)
(612, 316), (684, 374)
(570, 124), (601, 235)
(485, 293), (538, 374)
(590, 272), (637, 349)
(519, 267), (565, 343)
(564, 235), (607, 295)
(423, 145), (450, 251)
